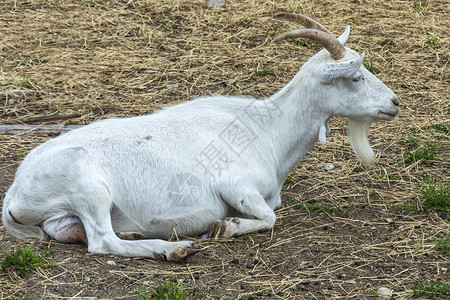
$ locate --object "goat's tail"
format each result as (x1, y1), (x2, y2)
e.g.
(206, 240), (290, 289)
(2, 197), (49, 241)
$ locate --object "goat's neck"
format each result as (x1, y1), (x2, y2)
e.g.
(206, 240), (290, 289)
(260, 74), (329, 181)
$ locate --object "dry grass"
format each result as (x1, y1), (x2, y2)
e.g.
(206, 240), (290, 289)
(0, 0), (449, 299)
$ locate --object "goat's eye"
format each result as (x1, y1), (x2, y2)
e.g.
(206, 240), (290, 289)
(352, 76), (363, 82)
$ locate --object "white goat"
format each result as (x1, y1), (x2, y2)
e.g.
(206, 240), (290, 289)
(2, 14), (399, 261)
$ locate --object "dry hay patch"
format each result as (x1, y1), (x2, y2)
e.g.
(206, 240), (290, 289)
(0, 0), (449, 299)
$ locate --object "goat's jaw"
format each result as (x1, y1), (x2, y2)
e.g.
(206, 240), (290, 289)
(347, 119), (375, 165)
(377, 108), (400, 121)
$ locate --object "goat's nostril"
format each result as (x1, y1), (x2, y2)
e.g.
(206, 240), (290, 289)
(391, 98), (399, 106)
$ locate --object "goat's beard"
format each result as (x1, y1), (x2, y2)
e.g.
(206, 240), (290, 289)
(347, 119), (375, 165)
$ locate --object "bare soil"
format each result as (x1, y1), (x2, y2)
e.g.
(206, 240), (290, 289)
(0, 0), (448, 299)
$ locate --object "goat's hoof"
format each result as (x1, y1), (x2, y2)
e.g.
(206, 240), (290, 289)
(168, 246), (200, 262)
(207, 220), (231, 239)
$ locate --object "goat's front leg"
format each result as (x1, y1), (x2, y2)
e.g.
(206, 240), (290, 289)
(208, 188), (276, 239)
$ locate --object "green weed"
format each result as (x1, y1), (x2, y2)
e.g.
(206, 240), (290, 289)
(378, 170), (401, 180)
(339, 210), (349, 218)
(17, 77), (33, 88)
(14, 151), (27, 158)
(414, 2), (428, 13)
(425, 124), (449, 135)
(403, 141), (436, 164)
(134, 277), (197, 300)
(286, 196), (302, 209)
(290, 38), (319, 48)
(284, 172), (296, 184)
(250, 285), (260, 292)
(435, 235), (450, 256)
(0, 247), (54, 277)
(306, 202), (330, 212)
(401, 124), (449, 164)
(393, 177), (449, 218)
(392, 202), (417, 212)
(426, 35), (440, 47)
(363, 56), (375, 73)
(369, 189), (379, 199)
(416, 176), (449, 218)
(413, 280), (450, 297)
(253, 67), (275, 76)
(267, 24), (279, 39)
(22, 58), (41, 66)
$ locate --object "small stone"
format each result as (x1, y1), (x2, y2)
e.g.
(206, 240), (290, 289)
(143, 281), (154, 285)
(398, 225), (404, 230)
(324, 163), (335, 171)
(385, 218), (393, 224)
(377, 287), (392, 295)
(205, 0), (226, 9)
(106, 260), (116, 266)
(85, 276), (91, 282)
(165, 84), (178, 89)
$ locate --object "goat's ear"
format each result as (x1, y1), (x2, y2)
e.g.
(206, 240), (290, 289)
(337, 25), (351, 45)
(319, 53), (364, 83)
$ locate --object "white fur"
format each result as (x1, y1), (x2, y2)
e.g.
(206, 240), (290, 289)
(2, 25), (399, 259)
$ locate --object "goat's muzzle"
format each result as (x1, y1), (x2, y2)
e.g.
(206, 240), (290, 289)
(391, 97), (399, 107)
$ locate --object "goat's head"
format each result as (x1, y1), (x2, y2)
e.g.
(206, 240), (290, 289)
(273, 13), (400, 165)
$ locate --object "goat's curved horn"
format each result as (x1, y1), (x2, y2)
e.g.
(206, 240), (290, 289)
(275, 13), (332, 35)
(272, 29), (346, 60)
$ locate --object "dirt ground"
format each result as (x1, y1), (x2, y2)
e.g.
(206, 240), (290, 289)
(0, 0), (449, 299)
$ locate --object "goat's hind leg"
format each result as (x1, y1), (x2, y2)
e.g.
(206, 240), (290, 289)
(83, 217), (197, 261)
(73, 184), (197, 261)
